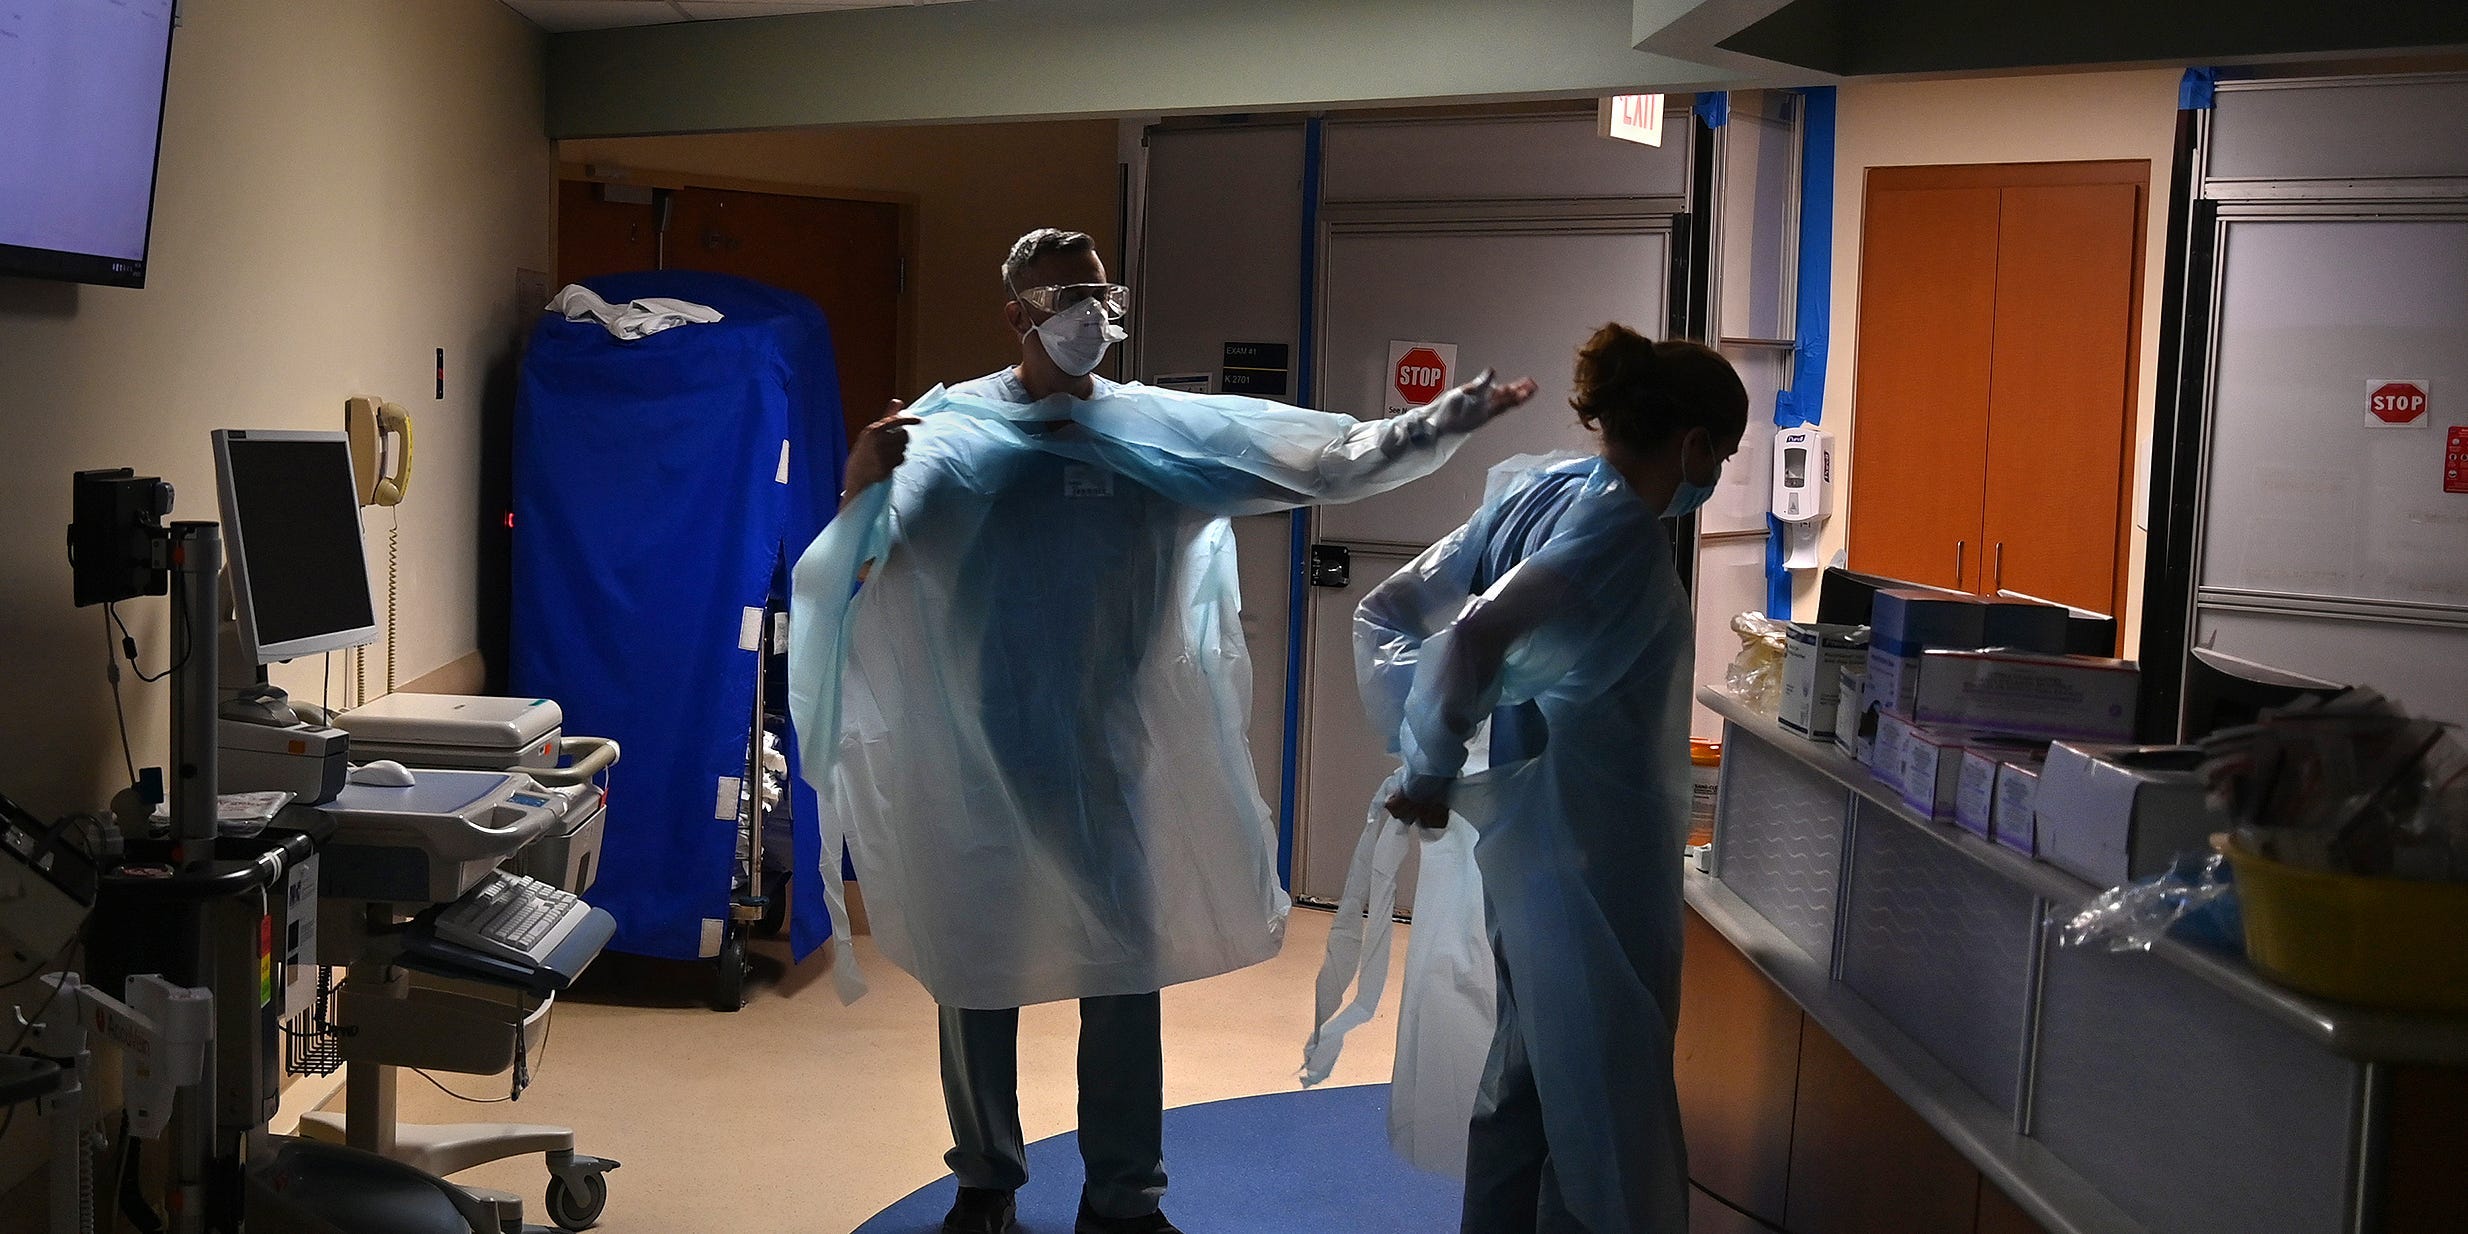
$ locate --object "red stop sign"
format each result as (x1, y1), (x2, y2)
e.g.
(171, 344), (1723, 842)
(1394, 347), (1448, 406)
(2369, 380), (2428, 425)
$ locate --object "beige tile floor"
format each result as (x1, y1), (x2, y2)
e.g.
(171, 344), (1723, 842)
(378, 908), (1405, 1234)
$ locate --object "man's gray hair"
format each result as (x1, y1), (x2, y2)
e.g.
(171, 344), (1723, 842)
(1001, 228), (1097, 294)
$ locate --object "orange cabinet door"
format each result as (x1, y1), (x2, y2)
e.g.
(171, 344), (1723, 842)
(1980, 183), (2141, 614)
(1975, 1181), (2055, 1234)
(1847, 184), (2001, 592)
(1676, 910), (1801, 1229)
(1785, 1021), (1984, 1234)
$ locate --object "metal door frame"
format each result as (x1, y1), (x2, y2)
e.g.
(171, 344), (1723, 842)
(2177, 200), (2468, 726)
(2139, 75), (2468, 738)
(1291, 204), (1683, 903)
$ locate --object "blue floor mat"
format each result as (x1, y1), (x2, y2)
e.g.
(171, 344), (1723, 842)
(854, 1084), (1458, 1233)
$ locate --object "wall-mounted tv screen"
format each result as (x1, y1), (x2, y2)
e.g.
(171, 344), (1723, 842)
(0, 0), (179, 288)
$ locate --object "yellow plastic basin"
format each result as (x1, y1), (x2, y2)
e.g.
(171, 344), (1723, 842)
(2216, 834), (2468, 1015)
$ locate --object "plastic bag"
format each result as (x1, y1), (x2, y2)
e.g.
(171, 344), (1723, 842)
(2055, 852), (2239, 952)
(1300, 775), (1417, 1088)
(1725, 611), (1789, 715)
(1388, 815), (1496, 1177)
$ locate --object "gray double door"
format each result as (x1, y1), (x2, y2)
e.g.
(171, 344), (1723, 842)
(1134, 111), (1687, 904)
(2152, 76), (2468, 734)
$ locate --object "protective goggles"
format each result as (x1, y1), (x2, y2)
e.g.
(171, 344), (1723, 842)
(1012, 282), (1131, 320)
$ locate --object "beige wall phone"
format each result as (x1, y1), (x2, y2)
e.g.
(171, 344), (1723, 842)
(343, 396), (413, 702)
(345, 396), (414, 506)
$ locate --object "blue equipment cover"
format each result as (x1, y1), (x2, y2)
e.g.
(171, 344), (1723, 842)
(513, 270), (848, 963)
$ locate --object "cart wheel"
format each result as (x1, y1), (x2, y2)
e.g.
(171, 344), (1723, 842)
(545, 1170), (609, 1230)
(755, 869), (790, 938)
(712, 936), (747, 1012)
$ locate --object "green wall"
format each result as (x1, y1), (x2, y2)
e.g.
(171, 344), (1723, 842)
(545, 0), (1738, 138)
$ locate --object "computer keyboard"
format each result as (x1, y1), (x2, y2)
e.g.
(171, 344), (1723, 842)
(431, 870), (590, 968)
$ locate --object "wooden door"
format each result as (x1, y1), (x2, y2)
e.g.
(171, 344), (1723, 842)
(1676, 909), (1801, 1230)
(1849, 163), (2145, 610)
(555, 179), (657, 286)
(1975, 1183), (2054, 1234)
(664, 188), (903, 444)
(554, 180), (906, 447)
(1847, 185), (2001, 592)
(1784, 1021), (1984, 1234)
(1980, 183), (2140, 613)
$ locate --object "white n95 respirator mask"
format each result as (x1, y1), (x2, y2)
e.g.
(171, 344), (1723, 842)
(1031, 297), (1128, 377)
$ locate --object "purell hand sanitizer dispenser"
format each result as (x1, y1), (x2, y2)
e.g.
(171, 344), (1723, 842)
(1773, 426), (1833, 569)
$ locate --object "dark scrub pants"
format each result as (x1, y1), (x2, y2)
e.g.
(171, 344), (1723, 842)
(940, 994), (1167, 1219)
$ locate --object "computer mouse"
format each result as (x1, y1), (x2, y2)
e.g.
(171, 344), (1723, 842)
(350, 759), (417, 787)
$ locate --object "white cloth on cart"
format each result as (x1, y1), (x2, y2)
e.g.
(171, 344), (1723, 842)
(546, 284), (724, 339)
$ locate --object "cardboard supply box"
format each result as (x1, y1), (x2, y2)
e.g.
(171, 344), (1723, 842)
(1866, 590), (1989, 717)
(1957, 744), (2046, 838)
(1833, 668), (1870, 760)
(1956, 751), (2000, 836)
(2033, 743), (2224, 887)
(1909, 649), (2140, 744)
(1908, 732), (2040, 825)
(1866, 711), (1920, 795)
(1901, 724), (1971, 821)
(1993, 759), (2044, 854)
(1780, 623), (1870, 739)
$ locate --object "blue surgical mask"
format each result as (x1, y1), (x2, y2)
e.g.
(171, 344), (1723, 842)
(1662, 458), (1721, 519)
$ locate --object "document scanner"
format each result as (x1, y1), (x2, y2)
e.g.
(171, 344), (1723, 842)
(315, 769), (584, 905)
(334, 693), (564, 772)
(331, 694), (610, 893)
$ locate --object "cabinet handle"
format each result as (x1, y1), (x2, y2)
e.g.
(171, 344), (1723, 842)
(1994, 542), (2005, 592)
(1955, 540), (1967, 589)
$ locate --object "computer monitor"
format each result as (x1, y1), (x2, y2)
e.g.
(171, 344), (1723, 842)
(212, 430), (379, 663)
(2181, 647), (2347, 742)
(1816, 567), (1960, 627)
(1995, 588), (2119, 657)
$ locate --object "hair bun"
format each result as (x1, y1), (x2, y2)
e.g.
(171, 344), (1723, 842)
(1568, 325), (1745, 453)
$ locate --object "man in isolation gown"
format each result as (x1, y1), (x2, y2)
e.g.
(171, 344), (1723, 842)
(790, 228), (1534, 1234)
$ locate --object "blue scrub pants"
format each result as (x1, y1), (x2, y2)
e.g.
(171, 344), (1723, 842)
(1461, 946), (1586, 1234)
(940, 993), (1168, 1219)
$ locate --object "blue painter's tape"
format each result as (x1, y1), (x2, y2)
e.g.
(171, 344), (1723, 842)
(1276, 117), (1325, 890)
(1788, 86), (1837, 432)
(2180, 67), (2218, 111)
(1767, 85), (1838, 621)
(1765, 513), (1794, 619)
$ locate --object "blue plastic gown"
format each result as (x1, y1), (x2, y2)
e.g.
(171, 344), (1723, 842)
(513, 271), (847, 964)
(1305, 455), (1693, 1234)
(789, 374), (1495, 1009)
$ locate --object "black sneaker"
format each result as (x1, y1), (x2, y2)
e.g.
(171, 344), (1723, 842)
(1073, 1199), (1183, 1234)
(942, 1187), (1017, 1234)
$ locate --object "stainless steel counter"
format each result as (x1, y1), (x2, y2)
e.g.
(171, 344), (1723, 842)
(1694, 686), (2466, 1234)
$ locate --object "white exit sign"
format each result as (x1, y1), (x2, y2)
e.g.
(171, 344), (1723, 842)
(1599, 93), (1666, 147)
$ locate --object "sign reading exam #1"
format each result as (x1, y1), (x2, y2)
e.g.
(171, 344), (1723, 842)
(1220, 342), (1289, 397)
